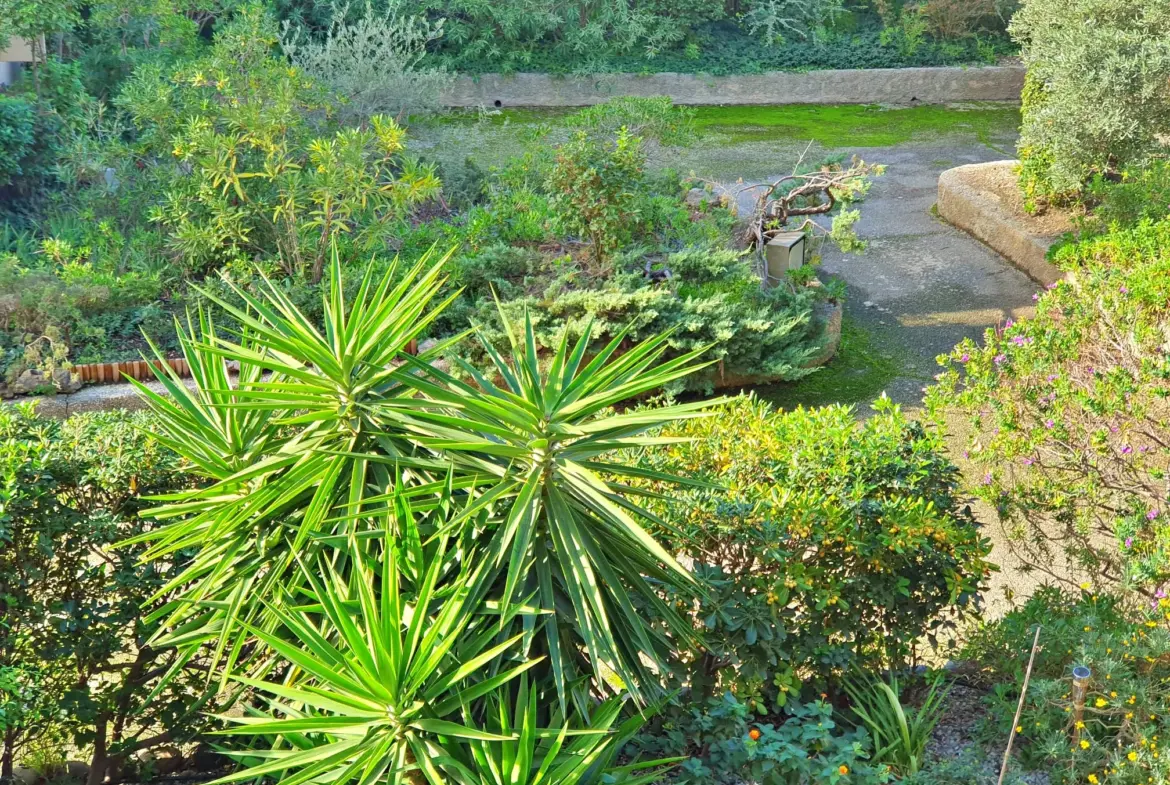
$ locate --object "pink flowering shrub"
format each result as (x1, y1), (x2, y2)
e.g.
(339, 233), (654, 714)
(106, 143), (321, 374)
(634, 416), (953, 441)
(926, 217), (1170, 597)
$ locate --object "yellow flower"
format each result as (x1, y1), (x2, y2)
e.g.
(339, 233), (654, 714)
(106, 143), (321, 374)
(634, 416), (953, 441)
(1016, 726), (1023, 733)
(1096, 698), (1109, 708)
(1127, 713), (1135, 720)
(1081, 740), (1091, 750)
(1076, 721), (1087, 729)
(1081, 582), (1092, 590)
(1088, 774), (1099, 784)
(1111, 691), (1118, 698)
(1129, 752), (1139, 761)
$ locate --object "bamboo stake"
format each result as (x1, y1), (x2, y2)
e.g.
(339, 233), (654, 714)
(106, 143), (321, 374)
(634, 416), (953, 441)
(998, 625), (1042, 785)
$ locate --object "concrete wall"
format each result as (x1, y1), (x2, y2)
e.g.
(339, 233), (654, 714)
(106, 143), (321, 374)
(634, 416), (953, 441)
(441, 65), (1025, 108)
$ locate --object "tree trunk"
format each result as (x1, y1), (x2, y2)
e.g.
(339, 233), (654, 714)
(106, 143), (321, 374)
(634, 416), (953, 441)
(3, 727), (16, 779)
(87, 719), (109, 785)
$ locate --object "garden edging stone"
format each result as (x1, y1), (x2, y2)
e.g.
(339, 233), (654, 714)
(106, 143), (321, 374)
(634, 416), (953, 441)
(937, 160), (1066, 286)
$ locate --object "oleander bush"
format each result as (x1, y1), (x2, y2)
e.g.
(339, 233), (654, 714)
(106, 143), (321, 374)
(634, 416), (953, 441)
(631, 395), (993, 704)
(927, 216), (1170, 595)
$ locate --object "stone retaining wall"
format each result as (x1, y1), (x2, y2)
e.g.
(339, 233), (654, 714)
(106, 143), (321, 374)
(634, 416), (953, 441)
(441, 65), (1025, 108)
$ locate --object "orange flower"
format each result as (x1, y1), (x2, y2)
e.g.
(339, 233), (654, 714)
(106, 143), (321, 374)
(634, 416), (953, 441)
(748, 728), (761, 741)
(838, 765), (849, 775)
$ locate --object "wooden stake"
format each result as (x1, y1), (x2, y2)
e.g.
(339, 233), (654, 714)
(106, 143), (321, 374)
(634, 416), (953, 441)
(998, 625), (1042, 785)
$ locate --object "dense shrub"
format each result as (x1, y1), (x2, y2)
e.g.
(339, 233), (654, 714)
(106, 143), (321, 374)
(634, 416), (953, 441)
(52, 5), (437, 282)
(1011, 0), (1170, 204)
(962, 586), (1170, 785)
(0, 406), (218, 783)
(927, 217), (1170, 595)
(0, 95), (35, 189)
(438, 23), (1012, 75)
(627, 694), (891, 785)
(632, 395), (993, 702)
(456, 246), (829, 392)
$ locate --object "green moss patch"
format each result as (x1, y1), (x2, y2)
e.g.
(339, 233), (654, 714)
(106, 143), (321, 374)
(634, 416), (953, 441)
(692, 103), (1020, 148)
(749, 318), (903, 411)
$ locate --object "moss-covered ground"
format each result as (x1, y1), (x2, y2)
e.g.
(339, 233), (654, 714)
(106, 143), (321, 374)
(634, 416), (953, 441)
(749, 318), (905, 412)
(690, 103), (1019, 150)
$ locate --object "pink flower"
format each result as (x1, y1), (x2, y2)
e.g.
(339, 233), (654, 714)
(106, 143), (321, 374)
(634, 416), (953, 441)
(994, 354), (1007, 365)
(1047, 374), (1059, 382)
(1126, 537), (1134, 548)
(1045, 419), (1055, 428)
(1122, 445), (1133, 454)
(1148, 509), (1160, 520)
(960, 353), (970, 363)
(1120, 285), (1129, 294)
(982, 472), (993, 485)
(1022, 457), (1034, 465)
(1032, 292), (1040, 301)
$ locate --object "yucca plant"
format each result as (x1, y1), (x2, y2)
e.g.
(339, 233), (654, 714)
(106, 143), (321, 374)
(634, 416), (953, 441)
(212, 515), (543, 785)
(134, 246), (717, 707)
(390, 310), (721, 704)
(442, 675), (679, 785)
(841, 671), (951, 775)
(130, 247), (472, 675)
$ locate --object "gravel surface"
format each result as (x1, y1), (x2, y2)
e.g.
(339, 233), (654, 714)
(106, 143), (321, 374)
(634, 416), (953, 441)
(928, 682), (1051, 785)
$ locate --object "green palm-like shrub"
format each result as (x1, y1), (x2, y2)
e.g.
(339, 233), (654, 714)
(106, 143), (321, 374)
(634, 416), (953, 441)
(630, 395), (992, 704)
(927, 216), (1170, 595)
(134, 244), (719, 722)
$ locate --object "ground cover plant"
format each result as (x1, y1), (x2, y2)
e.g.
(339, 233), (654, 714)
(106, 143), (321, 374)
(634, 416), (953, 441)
(963, 586), (1170, 785)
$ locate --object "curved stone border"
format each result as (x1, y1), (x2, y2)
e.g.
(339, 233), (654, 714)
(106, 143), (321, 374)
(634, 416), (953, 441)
(937, 161), (1065, 286)
(441, 66), (1025, 108)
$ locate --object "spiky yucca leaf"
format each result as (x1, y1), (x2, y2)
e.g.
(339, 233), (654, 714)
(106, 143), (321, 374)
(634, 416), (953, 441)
(389, 310), (723, 706)
(211, 516), (540, 785)
(435, 675), (679, 785)
(131, 247), (480, 675)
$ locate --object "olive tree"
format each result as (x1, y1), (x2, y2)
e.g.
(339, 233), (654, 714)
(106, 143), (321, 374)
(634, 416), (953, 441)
(1011, 0), (1170, 205)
